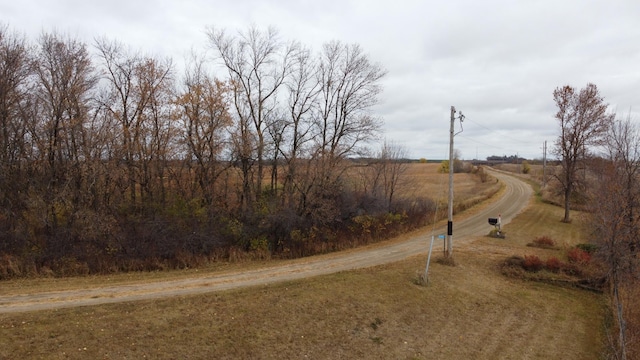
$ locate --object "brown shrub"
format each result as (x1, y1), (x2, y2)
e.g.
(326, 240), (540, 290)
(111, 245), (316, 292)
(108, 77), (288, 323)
(500, 256), (526, 278)
(567, 247), (591, 265)
(560, 262), (584, 277)
(624, 283), (640, 359)
(522, 255), (544, 272)
(0, 253), (22, 279)
(503, 255), (524, 267)
(530, 235), (556, 248)
(545, 256), (563, 273)
(50, 257), (90, 277)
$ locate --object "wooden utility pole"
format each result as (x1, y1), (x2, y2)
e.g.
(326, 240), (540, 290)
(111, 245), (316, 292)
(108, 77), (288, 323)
(543, 140), (547, 188)
(446, 106), (464, 258)
(447, 107), (455, 258)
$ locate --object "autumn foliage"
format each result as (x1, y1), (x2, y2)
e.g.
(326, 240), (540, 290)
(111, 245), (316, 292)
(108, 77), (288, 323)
(0, 26), (436, 277)
(522, 255), (544, 272)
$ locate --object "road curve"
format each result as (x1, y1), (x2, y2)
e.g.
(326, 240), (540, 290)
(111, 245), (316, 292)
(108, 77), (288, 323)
(0, 169), (533, 314)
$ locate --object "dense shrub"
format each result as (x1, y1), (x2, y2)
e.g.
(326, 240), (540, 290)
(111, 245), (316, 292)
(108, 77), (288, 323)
(545, 256), (563, 273)
(500, 256), (526, 278)
(476, 166), (489, 183)
(531, 235), (556, 248)
(575, 243), (597, 254)
(0, 254), (23, 279)
(623, 283), (640, 359)
(438, 159), (470, 174)
(503, 255), (524, 267)
(560, 262), (583, 277)
(522, 255), (544, 272)
(567, 247), (591, 264)
(49, 256), (90, 277)
(501, 254), (590, 280)
(391, 196), (435, 227)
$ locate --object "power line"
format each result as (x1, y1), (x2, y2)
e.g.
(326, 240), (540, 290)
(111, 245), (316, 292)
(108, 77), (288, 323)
(464, 117), (492, 132)
(464, 117), (540, 146)
(458, 134), (505, 150)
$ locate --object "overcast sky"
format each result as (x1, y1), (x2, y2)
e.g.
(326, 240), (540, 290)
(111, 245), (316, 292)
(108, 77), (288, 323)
(2, 0), (639, 160)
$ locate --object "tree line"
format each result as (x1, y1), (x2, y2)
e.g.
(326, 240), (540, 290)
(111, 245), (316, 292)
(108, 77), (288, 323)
(553, 83), (639, 359)
(0, 25), (432, 275)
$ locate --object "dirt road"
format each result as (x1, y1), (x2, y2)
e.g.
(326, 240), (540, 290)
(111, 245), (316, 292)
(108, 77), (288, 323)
(0, 170), (532, 313)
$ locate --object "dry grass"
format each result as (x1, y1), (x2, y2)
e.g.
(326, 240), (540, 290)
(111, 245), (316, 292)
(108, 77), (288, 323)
(397, 163), (502, 221)
(398, 163), (494, 203)
(0, 255), (604, 360)
(0, 165), (606, 359)
(503, 197), (588, 249)
(0, 201), (606, 359)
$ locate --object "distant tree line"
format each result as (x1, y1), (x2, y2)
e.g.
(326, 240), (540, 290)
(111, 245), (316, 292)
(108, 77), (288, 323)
(485, 155), (526, 163)
(0, 25), (434, 276)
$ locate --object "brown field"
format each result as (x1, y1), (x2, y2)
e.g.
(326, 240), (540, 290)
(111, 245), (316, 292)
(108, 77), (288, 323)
(0, 164), (606, 359)
(397, 163), (502, 218)
(398, 163), (493, 200)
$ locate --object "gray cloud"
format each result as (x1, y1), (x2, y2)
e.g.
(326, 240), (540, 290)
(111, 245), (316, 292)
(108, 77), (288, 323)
(2, 0), (638, 160)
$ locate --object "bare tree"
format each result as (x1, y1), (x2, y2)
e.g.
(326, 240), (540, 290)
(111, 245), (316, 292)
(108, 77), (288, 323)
(305, 41), (385, 204)
(95, 38), (172, 208)
(207, 26), (294, 210)
(0, 25), (30, 167)
(176, 54), (232, 207)
(32, 32), (97, 237)
(0, 25), (32, 250)
(378, 141), (408, 210)
(353, 141), (409, 214)
(0, 24), (396, 273)
(553, 83), (613, 222)
(316, 41), (385, 163)
(95, 38), (140, 205)
(280, 45), (319, 208)
(133, 56), (174, 206)
(590, 116), (640, 360)
(266, 113), (286, 198)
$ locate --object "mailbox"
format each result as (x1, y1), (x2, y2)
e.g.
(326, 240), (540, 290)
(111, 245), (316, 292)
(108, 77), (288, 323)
(488, 218), (498, 226)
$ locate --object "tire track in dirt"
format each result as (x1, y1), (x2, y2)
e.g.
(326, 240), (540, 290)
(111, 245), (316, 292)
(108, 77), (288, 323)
(0, 169), (533, 314)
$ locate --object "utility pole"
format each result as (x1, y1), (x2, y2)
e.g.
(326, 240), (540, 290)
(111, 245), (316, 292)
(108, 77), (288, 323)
(542, 140), (547, 188)
(447, 106), (464, 258)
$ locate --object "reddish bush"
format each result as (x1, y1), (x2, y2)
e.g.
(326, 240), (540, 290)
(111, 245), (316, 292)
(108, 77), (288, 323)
(567, 247), (591, 264)
(545, 256), (563, 273)
(533, 235), (556, 248)
(523, 255), (544, 272)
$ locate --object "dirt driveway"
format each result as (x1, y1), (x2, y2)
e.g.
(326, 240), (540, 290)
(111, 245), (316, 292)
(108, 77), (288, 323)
(0, 170), (532, 314)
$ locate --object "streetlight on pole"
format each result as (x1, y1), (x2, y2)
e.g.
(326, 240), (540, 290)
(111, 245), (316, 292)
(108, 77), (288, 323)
(447, 106), (464, 258)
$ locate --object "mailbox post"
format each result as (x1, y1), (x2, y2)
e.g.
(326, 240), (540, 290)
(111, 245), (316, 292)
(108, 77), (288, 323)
(488, 214), (504, 238)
